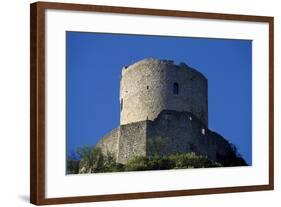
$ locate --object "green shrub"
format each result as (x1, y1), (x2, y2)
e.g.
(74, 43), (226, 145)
(124, 152), (221, 172)
(78, 147), (105, 173)
(103, 152), (124, 172)
(169, 152), (222, 169)
(125, 156), (150, 171)
(66, 159), (80, 174)
(76, 147), (124, 173)
(69, 146), (234, 174)
(66, 151), (80, 174)
(148, 155), (175, 170)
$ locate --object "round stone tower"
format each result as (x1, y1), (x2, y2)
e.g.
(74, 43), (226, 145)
(120, 58), (208, 126)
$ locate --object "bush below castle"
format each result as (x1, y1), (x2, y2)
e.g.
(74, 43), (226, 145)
(67, 146), (247, 174)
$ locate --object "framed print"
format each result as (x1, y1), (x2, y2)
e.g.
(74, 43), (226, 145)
(30, 1), (274, 205)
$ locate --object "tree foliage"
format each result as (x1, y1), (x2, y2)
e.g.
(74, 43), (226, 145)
(77, 147), (124, 173)
(67, 146), (223, 174)
(67, 143), (247, 174)
(78, 147), (104, 173)
(66, 150), (80, 174)
(125, 153), (221, 171)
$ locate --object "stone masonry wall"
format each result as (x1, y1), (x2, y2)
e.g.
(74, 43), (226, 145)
(120, 59), (208, 126)
(96, 110), (233, 164)
(95, 59), (233, 165)
(96, 127), (119, 159)
(146, 110), (208, 158)
(146, 110), (233, 161)
(117, 121), (147, 164)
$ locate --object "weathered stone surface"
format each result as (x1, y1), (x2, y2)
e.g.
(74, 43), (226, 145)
(95, 58), (240, 165)
(96, 128), (119, 159)
(120, 58), (208, 126)
(117, 121), (147, 164)
(96, 110), (234, 164)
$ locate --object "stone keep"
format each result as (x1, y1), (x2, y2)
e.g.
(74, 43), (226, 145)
(96, 58), (235, 164)
(120, 59), (208, 126)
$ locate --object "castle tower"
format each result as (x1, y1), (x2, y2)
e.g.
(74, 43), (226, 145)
(96, 58), (244, 165)
(120, 58), (208, 126)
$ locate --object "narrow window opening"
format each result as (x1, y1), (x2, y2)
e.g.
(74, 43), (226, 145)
(147, 86), (149, 90)
(202, 128), (205, 135)
(173, 82), (179, 94)
(121, 99), (123, 111)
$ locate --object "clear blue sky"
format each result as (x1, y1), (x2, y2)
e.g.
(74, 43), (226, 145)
(66, 31), (252, 165)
